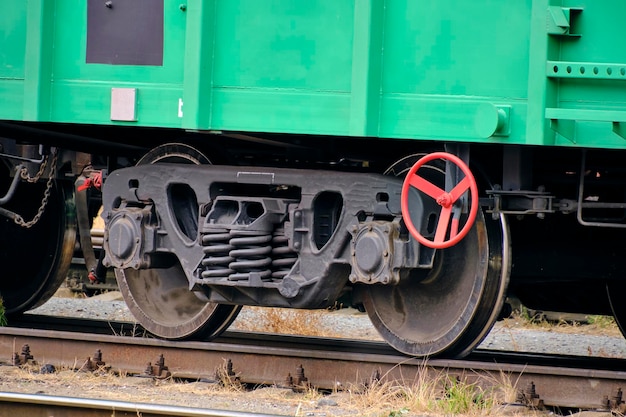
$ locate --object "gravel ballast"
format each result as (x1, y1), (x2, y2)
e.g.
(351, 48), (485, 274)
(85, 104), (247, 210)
(26, 290), (626, 359)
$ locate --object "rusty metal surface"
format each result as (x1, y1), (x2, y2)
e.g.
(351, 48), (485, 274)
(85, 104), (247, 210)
(0, 326), (625, 411)
(0, 391), (283, 417)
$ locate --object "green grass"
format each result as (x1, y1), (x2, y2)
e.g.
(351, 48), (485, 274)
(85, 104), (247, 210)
(0, 297), (7, 326)
(436, 376), (494, 415)
(586, 314), (617, 328)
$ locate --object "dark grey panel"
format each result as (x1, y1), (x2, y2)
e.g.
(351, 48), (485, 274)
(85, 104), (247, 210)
(86, 0), (163, 66)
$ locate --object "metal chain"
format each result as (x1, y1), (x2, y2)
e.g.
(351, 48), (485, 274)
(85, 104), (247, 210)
(14, 148), (59, 228)
(20, 150), (49, 183)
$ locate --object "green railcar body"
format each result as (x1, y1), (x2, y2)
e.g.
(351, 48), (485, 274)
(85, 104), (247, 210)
(6, 1), (626, 360)
(3, 0), (626, 148)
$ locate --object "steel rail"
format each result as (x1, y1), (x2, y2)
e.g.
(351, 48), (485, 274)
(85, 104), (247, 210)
(0, 391), (284, 417)
(0, 323), (625, 411)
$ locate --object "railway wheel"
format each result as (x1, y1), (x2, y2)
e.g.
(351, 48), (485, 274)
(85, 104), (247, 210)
(607, 282), (626, 339)
(0, 177), (75, 314)
(361, 154), (511, 357)
(114, 143), (241, 339)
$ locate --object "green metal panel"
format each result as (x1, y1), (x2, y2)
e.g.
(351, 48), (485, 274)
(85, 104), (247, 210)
(0, 2), (26, 119)
(0, 2), (26, 79)
(22, 0), (55, 121)
(0, 2), (26, 120)
(525, 0), (556, 146)
(203, 0), (532, 141)
(207, 0), (355, 134)
(546, 1), (626, 148)
(349, 0), (384, 137)
(182, 0), (217, 130)
(49, 0), (187, 127)
(378, 0), (531, 142)
(0, 82), (24, 120)
(4, 1), (626, 149)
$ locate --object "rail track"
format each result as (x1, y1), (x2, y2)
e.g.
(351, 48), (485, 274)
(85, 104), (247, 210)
(0, 392), (285, 417)
(0, 315), (625, 415)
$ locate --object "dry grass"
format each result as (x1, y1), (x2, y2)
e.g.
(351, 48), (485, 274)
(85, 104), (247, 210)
(233, 304), (622, 343)
(0, 357), (541, 417)
(336, 363), (530, 417)
(184, 366), (533, 417)
(504, 306), (621, 337)
(231, 306), (344, 338)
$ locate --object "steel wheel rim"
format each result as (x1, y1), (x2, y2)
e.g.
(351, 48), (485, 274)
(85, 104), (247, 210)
(0, 180), (75, 314)
(365, 154), (510, 357)
(116, 266), (241, 339)
(362, 209), (509, 357)
(114, 143), (240, 340)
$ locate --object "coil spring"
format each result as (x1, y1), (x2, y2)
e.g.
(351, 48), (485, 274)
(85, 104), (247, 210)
(228, 230), (273, 281)
(272, 228), (297, 279)
(200, 229), (234, 279)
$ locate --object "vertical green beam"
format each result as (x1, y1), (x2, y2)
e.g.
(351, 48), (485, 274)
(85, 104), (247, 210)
(526, 0), (560, 145)
(349, 0), (384, 137)
(23, 0), (55, 121)
(182, 0), (217, 130)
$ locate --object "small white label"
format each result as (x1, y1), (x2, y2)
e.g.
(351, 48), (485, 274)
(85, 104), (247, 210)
(178, 98), (184, 118)
(110, 88), (137, 121)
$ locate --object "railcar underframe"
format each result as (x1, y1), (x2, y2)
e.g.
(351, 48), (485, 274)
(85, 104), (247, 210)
(1, 129), (625, 357)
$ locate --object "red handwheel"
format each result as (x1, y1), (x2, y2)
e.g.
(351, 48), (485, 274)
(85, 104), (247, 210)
(401, 152), (479, 249)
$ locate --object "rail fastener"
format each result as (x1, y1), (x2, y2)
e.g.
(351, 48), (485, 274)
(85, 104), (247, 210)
(516, 381), (545, 409)
(11, 344), (35, 367)
(144, 354), (171, 379)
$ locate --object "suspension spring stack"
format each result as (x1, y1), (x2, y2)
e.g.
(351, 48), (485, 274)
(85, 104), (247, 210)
(199, 197), (297, 283)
